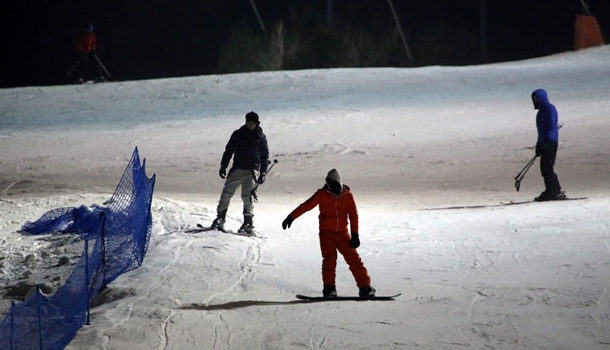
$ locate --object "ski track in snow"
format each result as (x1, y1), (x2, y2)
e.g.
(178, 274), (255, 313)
(198, 240), (263, 305)
(578, 204), (610, 344)
(100, 238), (193, 350)
(30, 194), (607, 350)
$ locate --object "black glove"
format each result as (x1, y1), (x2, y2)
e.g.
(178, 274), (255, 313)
(535, 144), (542, 157)
(258, 174), (265, 184)
(282, 216), (294, 230)
(350, 232), (360, 248)
(219, 167), (227, 179)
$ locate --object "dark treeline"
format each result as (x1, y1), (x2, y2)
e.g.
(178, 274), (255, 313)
(1, 0), (608, 88)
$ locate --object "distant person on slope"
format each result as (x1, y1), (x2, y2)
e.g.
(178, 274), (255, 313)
(75, 23), (104, 83)
(532, 89), (565, 201)
(281, 168), (375, 298)
(211, 112), (269, 234)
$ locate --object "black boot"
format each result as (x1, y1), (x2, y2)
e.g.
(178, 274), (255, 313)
(323, 285), (337, 297)
(238, 215), (254, 234)
(534, 191), (553, 202)
(551, 190), (567, 200)
(359, 286), (376, 297)
(211, 209), (227, 231)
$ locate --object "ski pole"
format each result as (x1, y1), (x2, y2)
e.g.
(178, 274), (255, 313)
(514, 154), (537, 192)
(62, 55), (85, 84)
(94, 54), (113, 80)
(515, 125), (562, 191)
(250, 159), (279, 203)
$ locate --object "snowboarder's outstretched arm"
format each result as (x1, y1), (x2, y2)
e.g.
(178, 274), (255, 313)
(281, 190), (323, 230)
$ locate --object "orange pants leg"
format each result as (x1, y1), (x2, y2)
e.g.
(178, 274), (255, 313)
(319, 231), (371, 288)
(319, 232), (338, 286)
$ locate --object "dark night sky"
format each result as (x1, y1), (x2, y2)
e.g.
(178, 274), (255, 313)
(1, 0), (609, 88)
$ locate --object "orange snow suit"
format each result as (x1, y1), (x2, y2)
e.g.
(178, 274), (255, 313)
(288, 185), (371, 287)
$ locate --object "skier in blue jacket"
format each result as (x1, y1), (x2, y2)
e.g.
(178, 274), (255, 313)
(532, 89), (565, 201)
(211, 112), (269, 233)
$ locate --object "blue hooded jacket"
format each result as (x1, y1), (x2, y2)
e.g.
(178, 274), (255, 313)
(532, 89), (558, 144)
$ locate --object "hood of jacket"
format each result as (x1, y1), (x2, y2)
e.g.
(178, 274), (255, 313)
(532, 89), (550, 109)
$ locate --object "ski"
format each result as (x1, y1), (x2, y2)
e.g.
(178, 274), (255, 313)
(185, 223), (260, 237)
(501, 197), (588, 205)
(420, 197), (588, 210)
(184, 226), (221, 233)
(296, 293), (401, 301)
(421, 204), (496, 210)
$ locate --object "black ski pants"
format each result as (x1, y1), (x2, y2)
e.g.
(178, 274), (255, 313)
(539, 141), (561, 194)
(79, 53), (102, 81)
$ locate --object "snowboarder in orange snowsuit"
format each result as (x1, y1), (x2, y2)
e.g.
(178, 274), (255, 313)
(282, 168), (375, 297)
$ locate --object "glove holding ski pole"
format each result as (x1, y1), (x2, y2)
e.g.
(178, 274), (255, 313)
(250, 159), (279, 203)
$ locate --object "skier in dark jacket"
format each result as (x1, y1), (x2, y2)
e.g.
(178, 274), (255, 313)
(532, 89), (565, 201)
(211, 112), (269, 233)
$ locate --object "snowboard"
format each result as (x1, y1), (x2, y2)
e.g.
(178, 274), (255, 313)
(185, 223), (260, 237)
(296, 293), (401, 301)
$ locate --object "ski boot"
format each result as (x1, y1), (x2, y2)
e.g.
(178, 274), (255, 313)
(359, 286), (376, 298)
(534, 191), (553, 202)
(551, 191), (567, 200)
(238, 215), (254, 235)
(323, 285), (337, 297)
(535, 190), (566, 202)
(211, 210), (227, 231)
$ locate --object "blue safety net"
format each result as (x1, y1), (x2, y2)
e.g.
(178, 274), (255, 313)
(0, 147), (155, 350)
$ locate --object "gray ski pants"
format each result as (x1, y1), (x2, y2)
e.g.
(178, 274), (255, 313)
(217, 168), (258, 217)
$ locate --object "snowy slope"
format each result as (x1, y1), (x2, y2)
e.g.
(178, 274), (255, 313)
(1, 45), (610, 349)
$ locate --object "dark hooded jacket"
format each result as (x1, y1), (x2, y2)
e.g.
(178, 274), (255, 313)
(221, 125), (269, 173)
(533, 89), (559, 144)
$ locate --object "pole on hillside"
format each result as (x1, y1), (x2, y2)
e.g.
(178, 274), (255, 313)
(479, 0), (488, 63)
(94, 54), (113, 81)
(579, 0), (592, 15)
(249, 0), (266, 32)
(327, 0), (334, 24)
(386, 0), (414, 66)
(62, 55), (85, 84)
